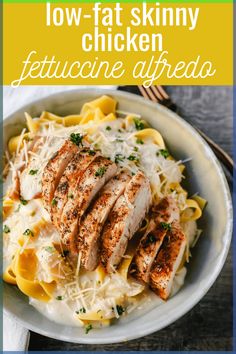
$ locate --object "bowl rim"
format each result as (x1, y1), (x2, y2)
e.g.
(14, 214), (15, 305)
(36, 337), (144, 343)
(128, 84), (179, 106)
(3, 88), (233, 344)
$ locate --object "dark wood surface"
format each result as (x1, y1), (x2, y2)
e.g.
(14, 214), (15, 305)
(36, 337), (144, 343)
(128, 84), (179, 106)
(29, 86), (233, 351)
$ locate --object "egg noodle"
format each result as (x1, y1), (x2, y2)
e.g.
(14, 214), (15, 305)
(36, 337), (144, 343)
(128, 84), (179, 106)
(3, 95), (206, 331)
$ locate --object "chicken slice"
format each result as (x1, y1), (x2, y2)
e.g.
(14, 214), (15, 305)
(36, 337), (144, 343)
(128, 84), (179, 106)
(130, 196), (180, 283)
(51, 148), (99, 227)
(130, 225), (167, 283)
(60, 156), (117, 252)
(42, 139), (79, 213)
(101, 171), (152, 273)
(153, 196), (180, 224)
(150, 221), (186, 300)
(8, 136), (43, 200)
(79, 170), (131, 271)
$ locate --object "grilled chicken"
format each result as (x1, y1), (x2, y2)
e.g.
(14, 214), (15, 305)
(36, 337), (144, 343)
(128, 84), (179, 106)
(8, 136), (43, 200)
(101, 171), (152, 273)
(150, 221), (186, 300)
(51, 148), (99, 227)
(130, 225), (168, 283)
(130, 196), (180, 283)
(42, 140), (79, 213)
(60, 156), (117, 252)
(79, 170), (131, 271)
(153, 196), (180, 224)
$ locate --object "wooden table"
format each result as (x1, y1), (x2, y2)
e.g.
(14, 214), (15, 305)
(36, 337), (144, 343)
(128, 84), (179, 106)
(6, 86), (232, 351)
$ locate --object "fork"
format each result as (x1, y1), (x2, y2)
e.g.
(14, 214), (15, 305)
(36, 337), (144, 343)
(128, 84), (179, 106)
(138, 85), (233, 175)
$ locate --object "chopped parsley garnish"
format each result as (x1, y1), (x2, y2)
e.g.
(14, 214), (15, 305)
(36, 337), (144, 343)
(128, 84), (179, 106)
(133, 118), (145, 131)
(95, 167), (106, 177)
(20, 197), (28, 205)
(29, 169), (38, 175)
(116, 138), (124, 143)
(116, 305), (125, 316)
(157, 149), (170, 159)
(133, 146), (139, 152)
(106, 126), (111, 131)
(136, 138), (144, 145)
(44, 246), (55, 253)
(56, 295), (63, 300)
(118, 129), (122, 133)
(85, 324), (93, 334)
(51, 198), (58, 206)
(68, 193), (74, 199)
(76, 307), (86, 314)
(127, 155), (139, 163)
(160, 222), (172, 232)
(70, 133), (83, 147)
(88, 149), (96, 156)
(3, 225), (10, 233)
(23, 228), (34, 237)
(170, 188), (175, 192)
(115, 154), (124, 163)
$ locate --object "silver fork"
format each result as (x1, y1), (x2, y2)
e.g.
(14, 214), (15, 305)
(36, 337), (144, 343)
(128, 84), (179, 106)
(138, 85), (233, 174)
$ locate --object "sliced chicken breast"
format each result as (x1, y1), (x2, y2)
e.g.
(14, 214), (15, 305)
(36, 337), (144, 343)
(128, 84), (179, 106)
(60, 156), (117, 252)
(42, 139), (79, 212)
(130, 196), (180, 283)
(101, 171), (152, 273)
(9, 136), (43, 200)
(150, 221), (186, 300)
(130, 225), (167, 283)
(51, 148), (99, 227)
(79, 170), (131, 271)
(153, 196), (180, 224)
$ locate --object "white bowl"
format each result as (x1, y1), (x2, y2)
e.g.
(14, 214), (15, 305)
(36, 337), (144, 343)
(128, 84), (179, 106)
(3, 89), (232, 344)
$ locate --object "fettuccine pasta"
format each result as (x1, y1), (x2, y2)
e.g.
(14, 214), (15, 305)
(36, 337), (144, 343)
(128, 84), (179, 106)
(3, 95), (205, 331)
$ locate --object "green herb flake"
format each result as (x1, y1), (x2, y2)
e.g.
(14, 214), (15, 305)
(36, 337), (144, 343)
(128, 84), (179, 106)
(51, 198), (58, 206)
(127, 155), (139, 163)
(116, 305), (125, 316)
(115, 154), (124, 164)
(133, 118), (145, 131)
(95, 167), (106, 177)
(158, 149), (170, 159)
(23, 228), (34, 237)
(160, 222), (172, 232)
(85, 324), (93, 334)
(88, 149), (96, 156)
(56, 295), (63, 300)
(3, 225), (10, 233)
(76, 307), (86, 314)
(118, 129), (122, 133)
(68, 193), (74, 199)
(70, 133), (83, 147)
(136, 138), (144, 145)
(20, 197), (28, 206)
(45, 246), (55, 253)
(133, 146), (139, 152)
(106, 126), (111, 131)
(116, 138), (124, 143)
(29, 169), (38, 175)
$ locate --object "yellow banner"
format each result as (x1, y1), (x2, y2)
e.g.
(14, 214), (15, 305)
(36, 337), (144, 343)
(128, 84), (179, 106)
(3, 2), (233, 86)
